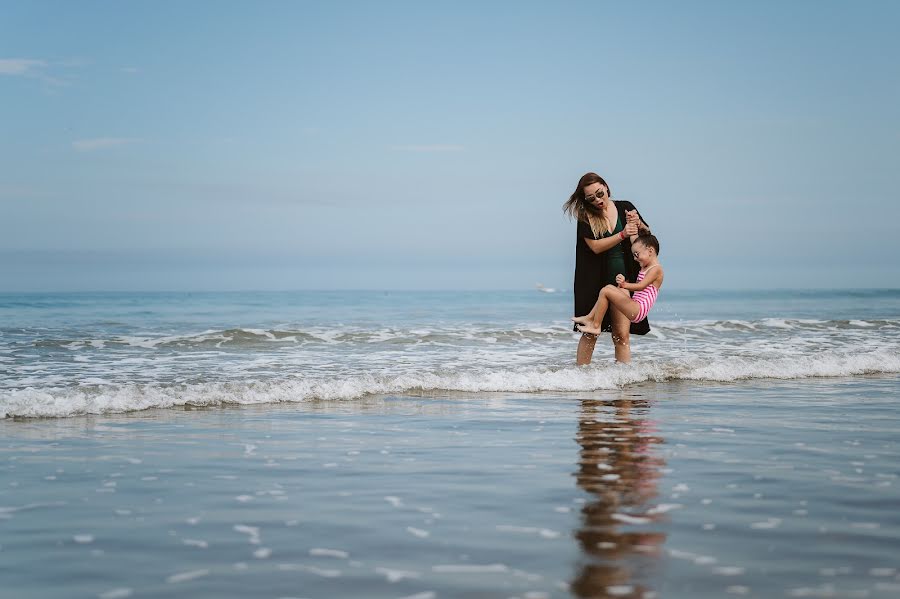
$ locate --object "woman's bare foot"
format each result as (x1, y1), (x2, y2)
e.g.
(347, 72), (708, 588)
(576, 323), (601, 335)
(571, 314), (593, 326)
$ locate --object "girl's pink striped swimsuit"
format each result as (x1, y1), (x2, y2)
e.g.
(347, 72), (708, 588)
(630, 267), (659, 323)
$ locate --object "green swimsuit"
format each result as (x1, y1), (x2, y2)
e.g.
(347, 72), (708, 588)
(600, 216), (627, 285)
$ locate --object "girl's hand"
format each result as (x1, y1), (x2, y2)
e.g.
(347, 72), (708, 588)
(615, 274), (625, 287)
(626, 209), (649, 233)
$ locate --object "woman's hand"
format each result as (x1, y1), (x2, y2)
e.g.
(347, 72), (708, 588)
(626, 209), (649, 233)
(624, 223), (638, 237)
(615, 274), (626, 287)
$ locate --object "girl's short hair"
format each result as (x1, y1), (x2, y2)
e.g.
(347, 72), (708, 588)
(634, 233), (659, 255)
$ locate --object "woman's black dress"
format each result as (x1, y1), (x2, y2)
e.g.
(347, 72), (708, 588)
(573, 200), (651, 335)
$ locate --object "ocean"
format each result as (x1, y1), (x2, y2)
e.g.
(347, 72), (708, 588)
(2, 290), (898, 417)
(1, 290), (899, 598)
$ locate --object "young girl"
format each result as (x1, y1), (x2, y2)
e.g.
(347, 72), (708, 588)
(572, 234), (663, 335)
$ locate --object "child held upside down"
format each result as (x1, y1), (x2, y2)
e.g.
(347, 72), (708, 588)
(572, 234), (664, 336)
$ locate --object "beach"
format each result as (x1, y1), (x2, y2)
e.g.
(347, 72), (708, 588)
(6, 0), (900, 595)
(2, 291), (899, 598)
(3, 378), (900, 598)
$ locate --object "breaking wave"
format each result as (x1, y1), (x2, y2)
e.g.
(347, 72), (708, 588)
(3, 349), (898, 419)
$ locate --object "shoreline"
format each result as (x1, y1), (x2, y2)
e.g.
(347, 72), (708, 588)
(4, 371), (900, 422)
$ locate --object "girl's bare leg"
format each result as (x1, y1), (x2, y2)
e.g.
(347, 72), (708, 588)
(588, 287), (611, 329)
(573, 286), (611, 328)
(576, 332), (597, 366)
(611, 290), (633, 363)
(577, 286), (640, 336)
(572, 312), (594, 326)
(571, 303), (597, 326)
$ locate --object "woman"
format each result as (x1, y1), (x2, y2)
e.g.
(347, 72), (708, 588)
(563, 172), (651, 365)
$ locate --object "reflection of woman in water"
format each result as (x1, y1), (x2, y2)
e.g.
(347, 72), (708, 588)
(570, 398), (667, 598)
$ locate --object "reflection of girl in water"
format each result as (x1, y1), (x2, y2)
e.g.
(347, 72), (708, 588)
(570, 398), (667, 598)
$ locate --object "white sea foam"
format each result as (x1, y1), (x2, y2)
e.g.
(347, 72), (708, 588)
(310, 548), (348, 558)
(432, 564), (508, 573)
(3, 348), (900, 419)
(647, 503), (683, 515)
(15, 317), (893, 355)
(611, 513), (651, 525)
(166, 569), (209, 583)
(495, 525), (561, 538)
(406, 527), (429, 538)
(375, 566), (420, 582)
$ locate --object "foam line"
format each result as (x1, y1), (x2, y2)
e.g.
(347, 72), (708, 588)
(3, 350), (898, 419)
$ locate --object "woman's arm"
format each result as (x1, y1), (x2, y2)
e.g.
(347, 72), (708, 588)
(583, 223), (639, 254)
(584, 232), (625, 254)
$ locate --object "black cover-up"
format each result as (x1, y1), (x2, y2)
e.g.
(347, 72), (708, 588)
(572, 200), (651, 335)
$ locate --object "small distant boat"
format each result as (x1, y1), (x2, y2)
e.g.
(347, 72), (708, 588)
(535, 283), (556, 293)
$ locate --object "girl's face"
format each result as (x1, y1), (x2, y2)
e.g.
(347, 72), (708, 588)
(583, 183), (609, 211)
(632, 242), (654, 266)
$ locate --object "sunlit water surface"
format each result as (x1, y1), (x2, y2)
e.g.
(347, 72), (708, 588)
(2, 377), (899, 598)
(1, 291), (899, 597)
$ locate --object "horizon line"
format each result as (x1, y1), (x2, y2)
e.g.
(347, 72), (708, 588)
(1, 287), (899, 295)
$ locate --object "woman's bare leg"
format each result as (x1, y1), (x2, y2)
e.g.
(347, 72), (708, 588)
(576, 332), (597, 366)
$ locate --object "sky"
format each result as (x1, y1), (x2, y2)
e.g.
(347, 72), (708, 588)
(2, 0), (899, 291)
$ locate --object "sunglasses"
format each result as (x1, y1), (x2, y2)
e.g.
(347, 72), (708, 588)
(584, 189), (606, 202)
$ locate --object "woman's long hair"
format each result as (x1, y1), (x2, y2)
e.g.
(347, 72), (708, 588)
(563, 172), (613, 236)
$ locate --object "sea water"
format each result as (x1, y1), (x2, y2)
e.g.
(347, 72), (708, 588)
(1, 290), (899, 598)
(1, 290), (898, 417)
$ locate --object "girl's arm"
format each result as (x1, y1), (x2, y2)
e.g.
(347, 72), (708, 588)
(617, 266), (663, 291)
(624, 215), (647, 243)
(632, 203), (650, 233)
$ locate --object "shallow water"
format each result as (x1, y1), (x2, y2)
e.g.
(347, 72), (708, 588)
(2, 376), (899, 598)
(2, 290), (899, 418)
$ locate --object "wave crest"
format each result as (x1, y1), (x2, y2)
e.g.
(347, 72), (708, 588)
(3, 350), (898, 419)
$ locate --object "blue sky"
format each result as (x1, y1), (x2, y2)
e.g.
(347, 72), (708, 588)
(2, 0), (898, 291)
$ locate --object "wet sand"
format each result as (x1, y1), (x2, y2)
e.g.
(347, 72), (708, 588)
(2, 376), (899, 598)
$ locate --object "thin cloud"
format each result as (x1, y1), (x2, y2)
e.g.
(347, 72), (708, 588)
(72, 138), (143, 152)
(389, 144), (465, 152)
(0, 58), (47, 75)
(120, 66), (140, 74)
(0, 57), (82, 86)
(56, 57), (90, 68)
